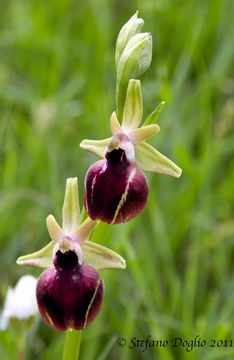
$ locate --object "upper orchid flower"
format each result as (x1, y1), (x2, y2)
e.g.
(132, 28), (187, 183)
(17, 178), (126, 331)
(80, 80), (182, 224)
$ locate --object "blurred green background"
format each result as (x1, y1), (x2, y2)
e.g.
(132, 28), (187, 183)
(0, 0), (234, 359)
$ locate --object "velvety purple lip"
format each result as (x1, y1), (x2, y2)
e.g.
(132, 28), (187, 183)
(84, 148), (148, 224)
(36, 250), (104, 331)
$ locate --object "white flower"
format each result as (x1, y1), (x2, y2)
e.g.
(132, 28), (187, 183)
(0, 275), (38, 330)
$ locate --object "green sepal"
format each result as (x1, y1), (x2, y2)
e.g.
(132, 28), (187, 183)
(62, 177), (80, 234)
(80, 138), (111, 158)
(135, 142), (182, 178)
(82, 241), (126, 270)
(122, 79), (143, 130)
(16, 241), (54, 268)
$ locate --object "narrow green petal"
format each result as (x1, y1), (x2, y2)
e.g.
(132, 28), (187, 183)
(62, 178), (80, 234)
(110, 111), (122, 135)
(46, 215), (64, 242)
(82, 241), (126, 270)
(129, 124), (160, 144)
(80, 138), (111, 158)
(122, 79), (143, 130)
(143, 101), (165, 125)
(72, 217), (98, 243)
(16, 241), (54, 268)
(135, 142), (182, 178)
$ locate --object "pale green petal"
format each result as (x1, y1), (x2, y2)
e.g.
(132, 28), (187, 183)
(129, 124), (160, 144)
(82, 241), (126, 269)
(110, 111), (122, 135)
(143, 101), (165, 125)
(135, 142), (182, 178)
(72, 217), (98, 243)
(80, 138), (111, 158)
(62, 177), (80, 234)
(16, 241), (54, 268)
(122, 79), (143, 130)
(46, 215), (64, 243)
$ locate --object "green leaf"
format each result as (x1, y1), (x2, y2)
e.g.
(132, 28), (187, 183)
(82, 241), (126, 270)
(16, 241), (54, 268)
(135, 142), (182, 178)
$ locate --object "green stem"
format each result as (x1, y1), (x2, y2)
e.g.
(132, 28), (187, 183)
(63, 329), (82, 360)
(18, 331), (26, 360)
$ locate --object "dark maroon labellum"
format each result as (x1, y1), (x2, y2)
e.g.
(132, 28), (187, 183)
(84, 148), (148, 224)
(36, 250), (104, 331)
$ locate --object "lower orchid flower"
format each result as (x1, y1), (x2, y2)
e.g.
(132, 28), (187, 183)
(17, 178), (126, 331)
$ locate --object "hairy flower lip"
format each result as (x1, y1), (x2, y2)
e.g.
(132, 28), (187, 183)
(36, 263), (104, 331)
(84, 153), (148, 224)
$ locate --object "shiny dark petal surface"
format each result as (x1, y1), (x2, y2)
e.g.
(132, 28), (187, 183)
(84, 149), (148, 224)
(36, 263), (104, 331)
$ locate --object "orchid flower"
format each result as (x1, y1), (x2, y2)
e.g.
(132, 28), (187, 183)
(80, 80), (182, 224)
(17, 178), (126, 331)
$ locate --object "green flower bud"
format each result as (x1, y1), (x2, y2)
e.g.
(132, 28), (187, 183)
(116, 32), (152, 120)
(115, 11), (144, 68)
(119, 33), (152, 76)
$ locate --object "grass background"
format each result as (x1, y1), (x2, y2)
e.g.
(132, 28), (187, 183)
(0, 0), (234, 359)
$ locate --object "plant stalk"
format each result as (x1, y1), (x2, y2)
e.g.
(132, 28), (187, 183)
(63, 329), (82, 360)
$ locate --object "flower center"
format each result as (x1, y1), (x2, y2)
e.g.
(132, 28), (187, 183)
(54, 250), (79, 269)
(106, 148), (127, 165)
(106, 132), (135, 163)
